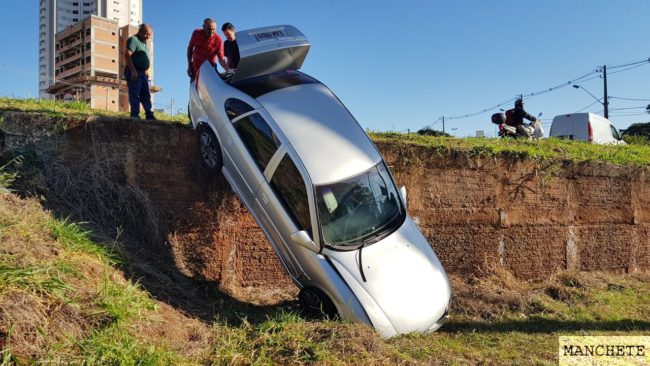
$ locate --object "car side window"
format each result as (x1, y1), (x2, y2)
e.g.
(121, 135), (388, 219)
(233, 113), (281, 171)
(610, 125), (621, 140)
(225, 98), (254, 120)
(270, 154), (311, 234)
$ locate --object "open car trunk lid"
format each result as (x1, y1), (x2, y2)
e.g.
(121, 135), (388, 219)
(228, 25), (310, 83)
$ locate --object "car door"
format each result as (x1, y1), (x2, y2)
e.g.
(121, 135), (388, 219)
(218, 98), (282, 205)
(253, 150), (317, 280)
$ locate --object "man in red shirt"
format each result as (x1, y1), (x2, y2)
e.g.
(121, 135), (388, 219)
(186, 18), (229, 80)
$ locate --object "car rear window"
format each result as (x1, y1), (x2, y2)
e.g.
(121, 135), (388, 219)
(230, 70), (319, 98)
(225, 98), (254, 120)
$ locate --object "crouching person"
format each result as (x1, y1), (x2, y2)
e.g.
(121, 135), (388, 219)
(125, 24), (155, 120)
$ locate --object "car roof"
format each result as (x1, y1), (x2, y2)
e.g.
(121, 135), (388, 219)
(552, 113), (612, 124)
(256, 82), (382, 185)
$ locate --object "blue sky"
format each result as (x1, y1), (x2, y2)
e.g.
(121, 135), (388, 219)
(1, 1), (649, 137)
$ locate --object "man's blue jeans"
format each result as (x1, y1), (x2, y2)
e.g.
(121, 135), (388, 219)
(124, 68), (153, 118)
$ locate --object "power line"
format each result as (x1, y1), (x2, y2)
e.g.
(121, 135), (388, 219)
(608, 112), (650, 117)
(574, 99), (603, 113)
(608, 106), (647, 111)
(607, 62), (649, 75)
(438, 70), (600, 122)
(609, 96), (650, 101)
(421, 55), (650, 132)
(608, 57), (650, 69)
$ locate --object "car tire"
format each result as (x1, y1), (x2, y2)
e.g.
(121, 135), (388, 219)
(196, 124), (223, 174)
(298, 287), (338, 319)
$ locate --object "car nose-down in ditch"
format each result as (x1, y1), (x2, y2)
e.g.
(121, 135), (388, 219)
(188, 25), (451, 338)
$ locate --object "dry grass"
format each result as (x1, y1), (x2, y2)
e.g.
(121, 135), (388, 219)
(0, 192), (181, 364)
(8, 147), (165, 248)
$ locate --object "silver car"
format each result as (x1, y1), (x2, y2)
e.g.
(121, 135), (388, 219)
(188, 25), (451, 338)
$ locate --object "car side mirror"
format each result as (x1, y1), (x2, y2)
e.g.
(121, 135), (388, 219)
(290, 230), (319, 252)
(399, 186), (408, 209)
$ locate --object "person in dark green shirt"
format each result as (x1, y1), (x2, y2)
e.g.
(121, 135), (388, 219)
(124, 24), (155, 120)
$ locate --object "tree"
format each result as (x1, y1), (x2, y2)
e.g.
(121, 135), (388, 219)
(416, 127), (451, 137)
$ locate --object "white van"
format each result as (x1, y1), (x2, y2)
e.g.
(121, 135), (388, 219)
(549, 113), (624, 144)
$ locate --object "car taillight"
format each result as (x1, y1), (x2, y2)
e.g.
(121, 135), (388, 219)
(588, 122), (593, 142)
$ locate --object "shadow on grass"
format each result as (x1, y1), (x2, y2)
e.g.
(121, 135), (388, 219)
(3, 121), (299, 327)
(442, 318), (650, 333)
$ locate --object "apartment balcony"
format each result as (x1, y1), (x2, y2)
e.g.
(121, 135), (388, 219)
(57, 65), (88, 80)
(57, 51), (83, 66)
(56, 38), (84, 53)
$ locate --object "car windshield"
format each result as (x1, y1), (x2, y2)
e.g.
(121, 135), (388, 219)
(316, 162), (405, 247)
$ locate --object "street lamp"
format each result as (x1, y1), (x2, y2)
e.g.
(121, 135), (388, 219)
(572, 84), (609, 118)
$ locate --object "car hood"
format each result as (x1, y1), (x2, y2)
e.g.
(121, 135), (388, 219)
(325, 217), (451, 335)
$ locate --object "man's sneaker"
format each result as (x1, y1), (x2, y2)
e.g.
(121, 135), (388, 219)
(146, 114), (157, 121)
(131, 115), (141, 120)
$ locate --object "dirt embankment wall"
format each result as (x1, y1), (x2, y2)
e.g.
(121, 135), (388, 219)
(2, 112), (649, 299)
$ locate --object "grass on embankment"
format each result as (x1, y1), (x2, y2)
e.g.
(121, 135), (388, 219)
(371, 132), (650, 166)
(0, 97), (189, 124)
(0, 195), (183, 364)
(2, 97), (650, 166)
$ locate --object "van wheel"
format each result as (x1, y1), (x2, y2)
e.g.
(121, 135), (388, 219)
(299, 287), (338, 319)
(196, 124), (222, 174)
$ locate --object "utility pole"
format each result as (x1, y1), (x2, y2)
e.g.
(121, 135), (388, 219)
(602, 65), (609, 119)
(442, 116), (445, 133)
(170, 97), (175, 116)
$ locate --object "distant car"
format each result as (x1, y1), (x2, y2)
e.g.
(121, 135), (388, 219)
(188, 25), (451, 338)
(549, 113), (625, 144)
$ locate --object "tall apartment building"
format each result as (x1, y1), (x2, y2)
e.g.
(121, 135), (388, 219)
(45, 16), (159, 112)
(39, 0), (143, 99)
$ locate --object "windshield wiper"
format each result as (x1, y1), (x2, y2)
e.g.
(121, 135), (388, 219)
(359, 213), (403, 245)
(354, 242), (367, 283)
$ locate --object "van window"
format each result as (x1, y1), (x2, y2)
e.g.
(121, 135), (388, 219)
(225, 98), (254, 120)
(610, 125), (621, 140)
(234, 113), (281, 171)
(270, 154), (311, 233)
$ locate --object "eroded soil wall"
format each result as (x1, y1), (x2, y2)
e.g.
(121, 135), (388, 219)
(3, 112), (649, 300)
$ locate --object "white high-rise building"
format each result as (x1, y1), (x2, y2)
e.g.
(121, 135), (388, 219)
(38, 0), (143, 99)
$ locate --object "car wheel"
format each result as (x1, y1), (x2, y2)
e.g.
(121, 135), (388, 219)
(196, 124), (223, 173)
(298, 287), (338, 319)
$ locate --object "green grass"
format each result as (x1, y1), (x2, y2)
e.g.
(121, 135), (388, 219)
(0, 97), (95, 118)
(623, 134), (650, 146)
(48, 217), (118, 265)
(371, 132), (650, 166)
(0, 193), (178, 364)
(2, 97), (650, 165)
(388, 273), (650, 365)
(72, 326), (182, 366)
(0, 257), (73, 300)
(0, 97), (189, 124)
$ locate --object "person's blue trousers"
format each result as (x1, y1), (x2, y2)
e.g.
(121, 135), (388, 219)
(124, 68), (153, 119)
